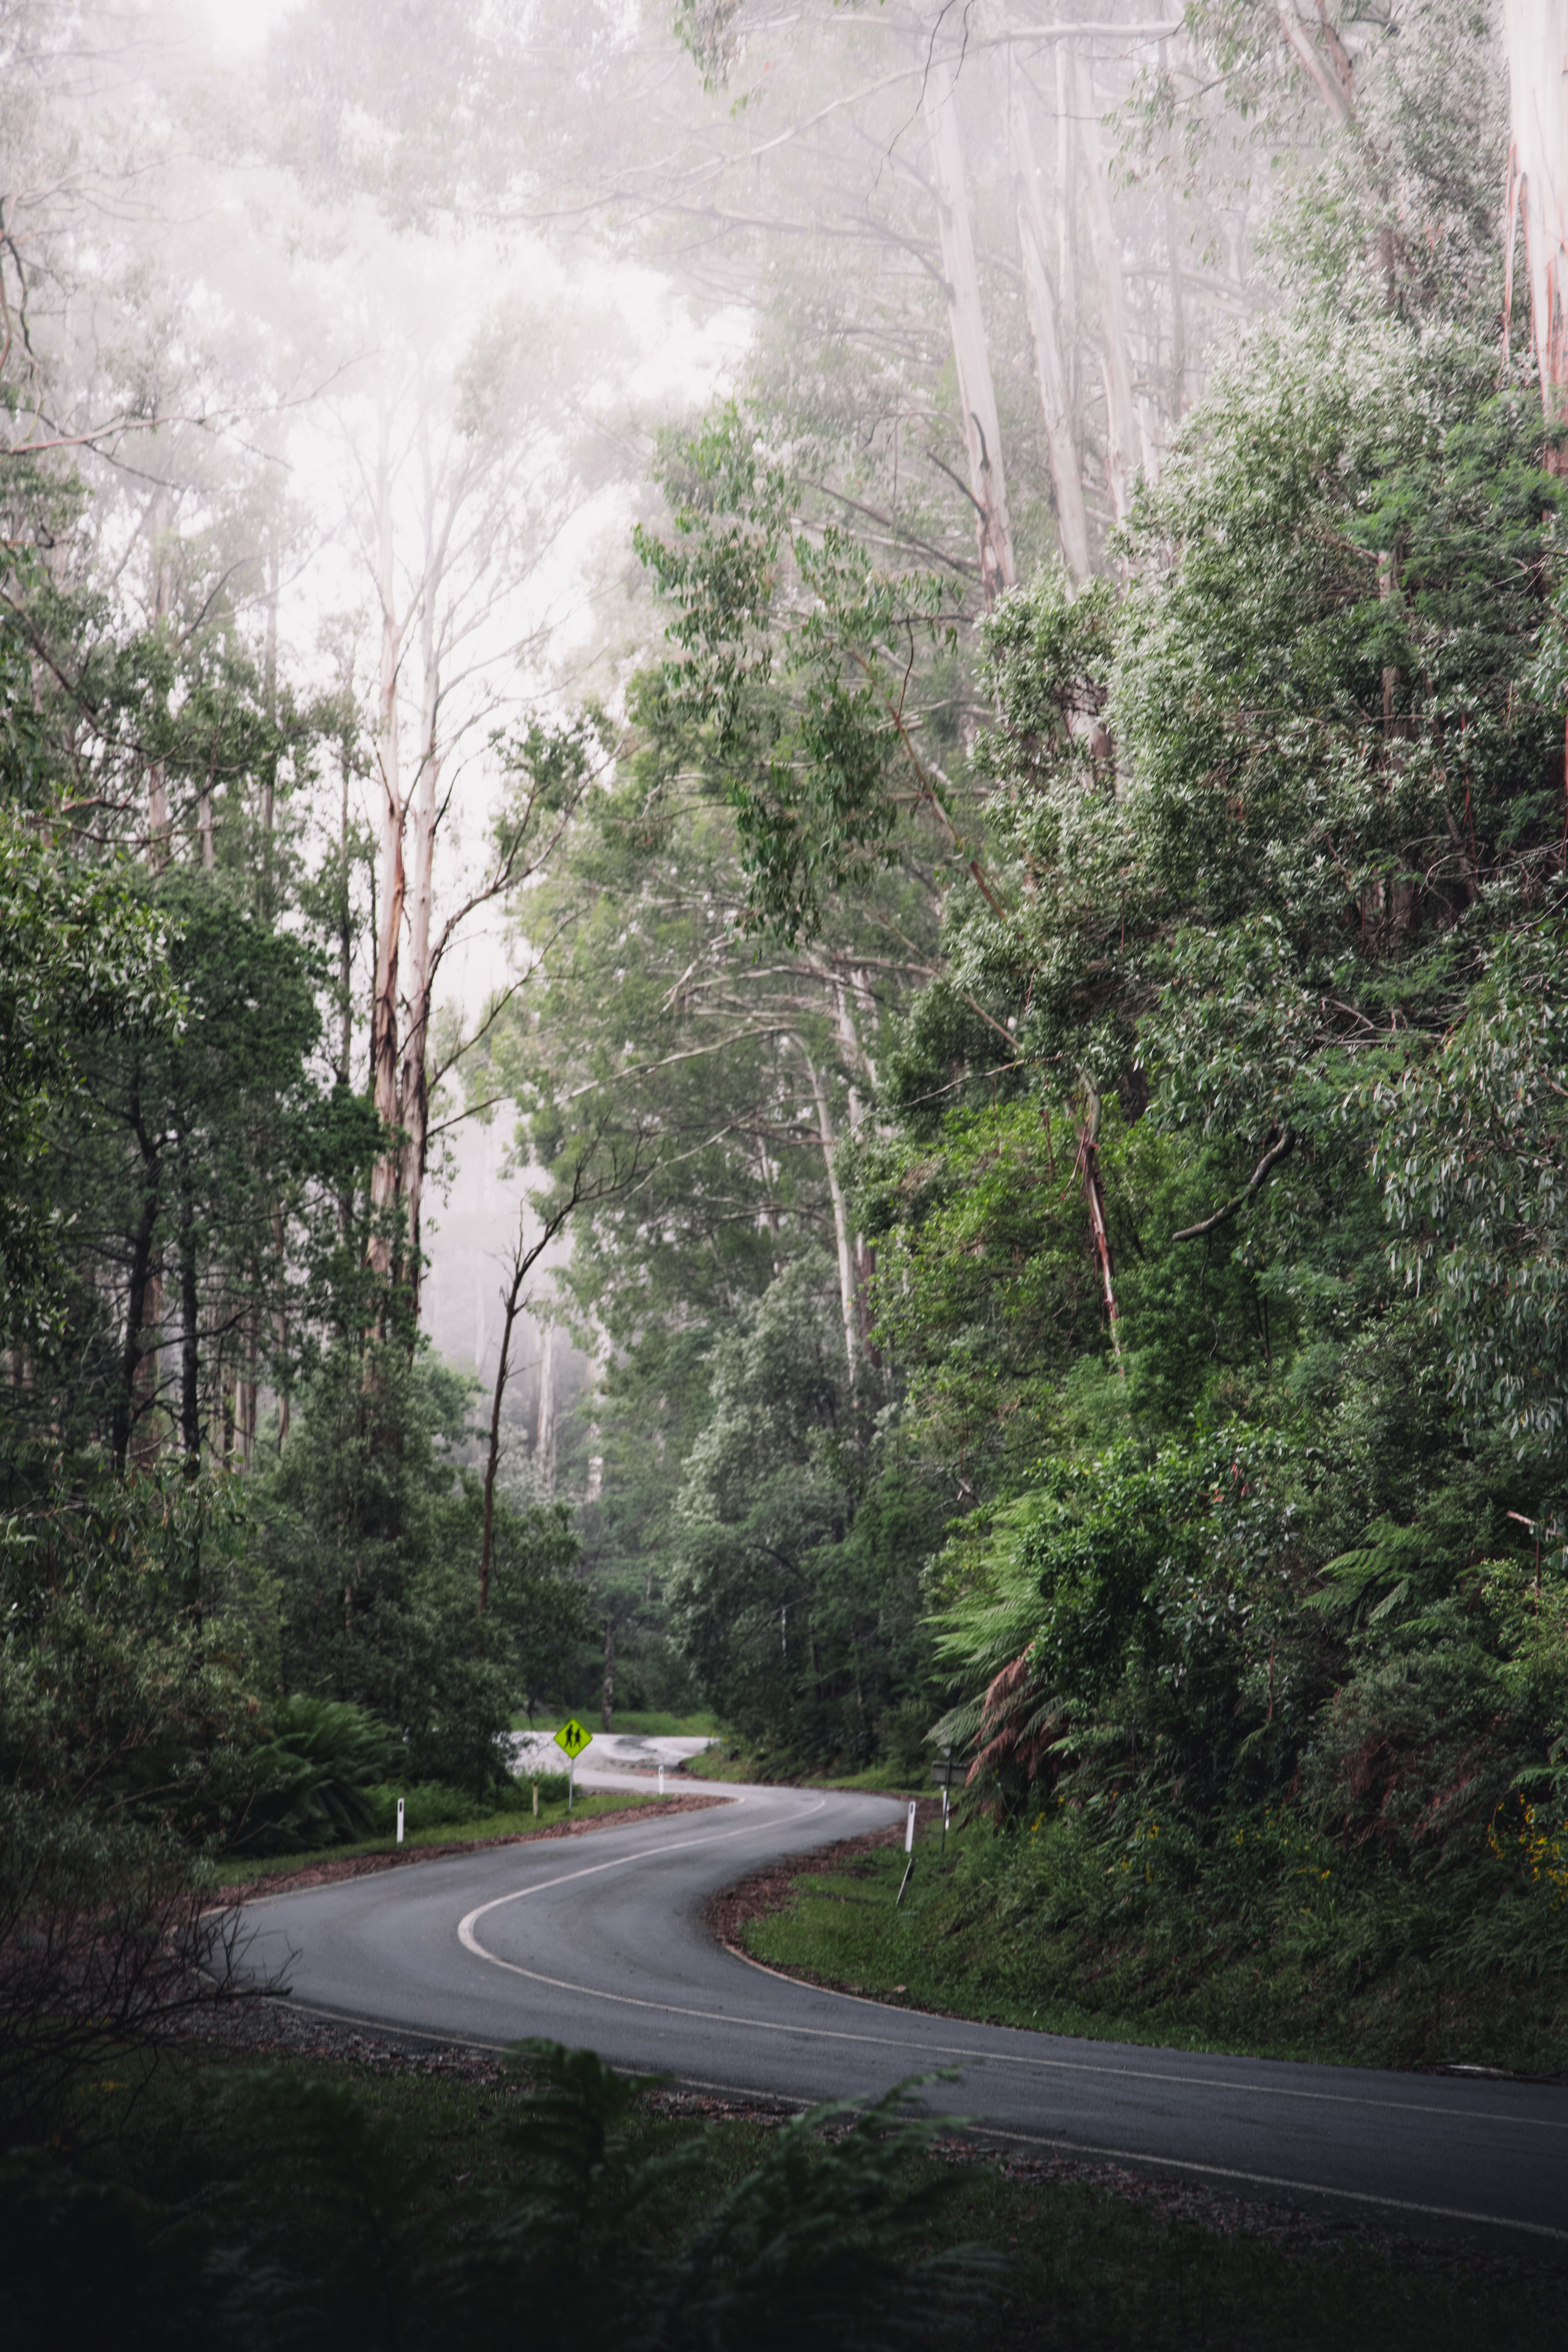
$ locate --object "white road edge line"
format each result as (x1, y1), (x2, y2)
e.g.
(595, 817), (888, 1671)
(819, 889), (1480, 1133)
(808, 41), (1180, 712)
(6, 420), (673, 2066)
(457, 1848), (1568, 2133)
(226, 1993), (1568, 2244)
(971, 2127), (1568, 2244)
(459, 1883), (1568, 2244)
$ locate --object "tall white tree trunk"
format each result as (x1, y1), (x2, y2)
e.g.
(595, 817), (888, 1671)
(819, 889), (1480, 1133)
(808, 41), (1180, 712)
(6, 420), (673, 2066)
(146, 489), (172, 872)
(535, 1323), (557, 1494)
(1072, 45), (1141, 525)
(1007, 58), (1091, 579)
(791, 1039), (859, 1388)
(1503, 0), (1568, 434)
(923, 49), (1017, 602)
(368, 439), (406, 1285)
(1055, 32), (1078, 416)
(260, 538), (280, 917)
(396, 593), (442, 1314)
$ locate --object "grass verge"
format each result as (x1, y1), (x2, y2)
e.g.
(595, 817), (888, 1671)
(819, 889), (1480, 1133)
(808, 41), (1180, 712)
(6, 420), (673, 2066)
(215, 1786), (668, 1889)
(736, 1818), (1568, 2076)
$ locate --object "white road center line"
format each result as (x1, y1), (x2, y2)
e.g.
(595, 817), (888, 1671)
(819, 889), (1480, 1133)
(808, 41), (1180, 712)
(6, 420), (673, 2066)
(455, 1816), (1568, 2134)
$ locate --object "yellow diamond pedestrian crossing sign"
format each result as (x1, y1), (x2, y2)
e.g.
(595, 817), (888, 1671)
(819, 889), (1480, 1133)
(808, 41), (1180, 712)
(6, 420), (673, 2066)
(554, 1717), (592, 1760)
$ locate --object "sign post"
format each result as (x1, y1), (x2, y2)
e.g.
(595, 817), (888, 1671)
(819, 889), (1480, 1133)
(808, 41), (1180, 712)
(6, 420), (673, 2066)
(553, 1717), (592, 1814)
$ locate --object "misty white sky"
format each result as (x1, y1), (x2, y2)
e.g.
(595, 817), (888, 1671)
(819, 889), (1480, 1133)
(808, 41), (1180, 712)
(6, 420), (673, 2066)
(178, 0), (750, 1374)
(203, 0), (299, 62)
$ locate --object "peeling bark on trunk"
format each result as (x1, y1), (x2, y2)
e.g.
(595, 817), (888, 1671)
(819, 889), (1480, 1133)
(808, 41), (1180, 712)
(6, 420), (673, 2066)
(272, 1199), (290, 1450)
(535, 1324), (556, 1495)
(601, 1616), (615, 1733)
(792, 1039), (859, 1389)
(1008, 62), (1091, 580)
(924, 50), (1017, 602)
(1072, 46), (1141, 525)
(1503, 0), (1568, 441)
(198, 727), (217, 870)
(237, 1326), (257, 1471)
(1275, 3), (1355, 124)
(1077, 1087), (1122, 1368)
(481, 1250), (528, 1618)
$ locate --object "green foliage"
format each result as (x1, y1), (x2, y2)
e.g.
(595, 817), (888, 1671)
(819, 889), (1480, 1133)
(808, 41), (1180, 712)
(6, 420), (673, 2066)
(0, 806), (177, 1342)
(636, 405), (968, 944)
(1372, 927), (1568, 1459)
(229, 1695), (392, 1855)
(668, 1256), (944, 1764)
(260, 1340), (589, 1794)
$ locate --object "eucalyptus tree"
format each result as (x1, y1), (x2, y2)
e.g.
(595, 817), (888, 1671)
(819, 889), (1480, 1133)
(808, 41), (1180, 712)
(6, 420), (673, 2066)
(1502, 0), (1568, 428)
(330, 270), (614, 1311)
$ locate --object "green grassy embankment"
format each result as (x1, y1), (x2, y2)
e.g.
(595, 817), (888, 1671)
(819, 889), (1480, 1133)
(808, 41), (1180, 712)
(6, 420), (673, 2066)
(216, 1786), (660, 1889)
(739, 1815), (1568, 2077)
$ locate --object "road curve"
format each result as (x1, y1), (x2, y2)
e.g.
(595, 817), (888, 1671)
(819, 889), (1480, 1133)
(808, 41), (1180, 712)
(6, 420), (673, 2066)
(237, 1776), (1568, 2250)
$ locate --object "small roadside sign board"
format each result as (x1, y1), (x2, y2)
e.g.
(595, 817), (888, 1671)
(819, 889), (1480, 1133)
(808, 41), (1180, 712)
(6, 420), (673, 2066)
(930, 1755), (962, 1789)
(554, 1718), (592, 1760)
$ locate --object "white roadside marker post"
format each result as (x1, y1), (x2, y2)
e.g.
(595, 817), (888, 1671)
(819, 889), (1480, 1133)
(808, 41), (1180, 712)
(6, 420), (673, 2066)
(941, 1783), (950, 1856)
(396, 1797), (405, 1846)
(896, 1799), (918, 1906)
(532, 1781), (539, 1818)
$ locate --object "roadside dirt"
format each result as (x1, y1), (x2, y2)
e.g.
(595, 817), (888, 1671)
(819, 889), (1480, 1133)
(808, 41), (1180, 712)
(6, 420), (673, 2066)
(216, 1792), (728, 1905)
(704, 1803), (945, 1954)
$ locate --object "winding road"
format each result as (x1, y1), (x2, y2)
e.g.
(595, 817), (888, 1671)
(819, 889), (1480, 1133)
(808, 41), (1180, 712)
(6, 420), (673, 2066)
(238, 1761), (1568, 2250)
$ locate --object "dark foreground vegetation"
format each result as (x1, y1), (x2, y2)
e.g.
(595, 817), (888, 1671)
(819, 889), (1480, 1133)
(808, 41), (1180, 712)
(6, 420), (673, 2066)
(4, 2033), (1559, 2352)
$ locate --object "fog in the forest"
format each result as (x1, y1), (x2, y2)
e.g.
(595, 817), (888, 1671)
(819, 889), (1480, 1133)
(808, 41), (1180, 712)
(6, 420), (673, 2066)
(5, 0), (1312, 1449)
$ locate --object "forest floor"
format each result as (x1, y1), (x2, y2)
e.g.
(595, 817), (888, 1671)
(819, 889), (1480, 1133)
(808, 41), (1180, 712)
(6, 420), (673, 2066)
(103, 2001), (1562, 2348)
(717, 1817), (1568, 2079)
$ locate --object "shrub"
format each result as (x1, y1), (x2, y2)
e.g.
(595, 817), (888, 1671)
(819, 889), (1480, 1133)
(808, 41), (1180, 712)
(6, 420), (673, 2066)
(227, 1696), (392, 1855)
